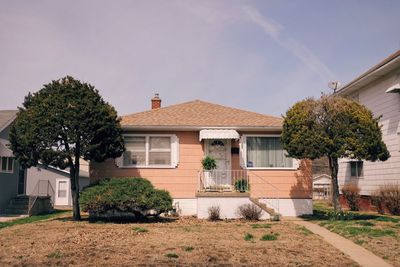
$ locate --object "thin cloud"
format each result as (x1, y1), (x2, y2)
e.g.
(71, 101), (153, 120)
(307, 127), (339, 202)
(241, 6), (335, 82)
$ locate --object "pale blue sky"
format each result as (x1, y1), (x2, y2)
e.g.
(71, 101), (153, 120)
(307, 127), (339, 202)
(1, 0), (399, 117)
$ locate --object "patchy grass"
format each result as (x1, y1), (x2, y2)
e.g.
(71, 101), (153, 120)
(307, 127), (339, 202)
(251, 223), (271, 229)
(298, 225), (313, 236)
(311, 201), (400, 266)
(0, 210), (69, 229)
(260, 233), (278, 241)
(47, 251), (63, 259)
(355, 221), (375, 227)
(132, 227), (148, 233)
(244, 233), (254, 241)
(0, 216), (357, 266)
(184, 246), (194, 252)
(166, 253), (179, 259)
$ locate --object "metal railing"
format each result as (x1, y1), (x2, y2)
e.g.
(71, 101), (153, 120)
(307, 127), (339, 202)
(197, 169), (281, 215)
(28, 180), (55, 215)
(198, 170), (249, 192)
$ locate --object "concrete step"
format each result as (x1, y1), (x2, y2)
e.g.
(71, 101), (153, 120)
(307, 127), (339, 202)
(249, 197), (280, 221)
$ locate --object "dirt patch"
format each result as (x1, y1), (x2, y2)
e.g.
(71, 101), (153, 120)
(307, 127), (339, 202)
(0, 216), (357, 266)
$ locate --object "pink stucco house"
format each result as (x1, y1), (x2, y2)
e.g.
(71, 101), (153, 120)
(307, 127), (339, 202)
(90, 95), (312, 219)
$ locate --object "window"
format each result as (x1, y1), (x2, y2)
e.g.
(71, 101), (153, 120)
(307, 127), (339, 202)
(245, 136), (293, 168)
(58, 181), (68, 198)
(121, 135), (178, 167)
(350, 161), (363, 178)
(0, 157), (14, 173)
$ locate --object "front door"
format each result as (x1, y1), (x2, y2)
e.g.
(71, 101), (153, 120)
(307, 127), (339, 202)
(206, 139), (231, 188)
(55, 178), (69, 206)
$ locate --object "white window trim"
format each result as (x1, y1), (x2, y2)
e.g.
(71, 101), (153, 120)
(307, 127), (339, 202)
(240, 134), (299, 170)
(0, 157), (14, 173)
(117, 134), (179, 169)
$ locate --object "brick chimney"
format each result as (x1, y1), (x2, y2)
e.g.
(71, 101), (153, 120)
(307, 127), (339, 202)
(151, 93), (161, 109)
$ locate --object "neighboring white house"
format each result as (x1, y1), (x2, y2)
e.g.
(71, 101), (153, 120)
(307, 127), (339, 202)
(336, 50), (400, 195)
(313, 174), (331, 200)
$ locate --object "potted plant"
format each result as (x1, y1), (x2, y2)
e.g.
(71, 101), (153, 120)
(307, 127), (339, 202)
(202, 156), (217, 170)
(201, 156), (217, 189)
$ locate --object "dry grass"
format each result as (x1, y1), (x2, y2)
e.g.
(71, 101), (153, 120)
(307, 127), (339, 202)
(313, 201), (400, 266)
(0, 215), (358, 266)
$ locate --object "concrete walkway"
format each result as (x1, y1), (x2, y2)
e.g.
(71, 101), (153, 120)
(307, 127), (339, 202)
(0, 214), (27, 222)
(293, 220), (392, 267)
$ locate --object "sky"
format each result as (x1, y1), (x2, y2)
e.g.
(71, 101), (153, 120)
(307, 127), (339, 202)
(1, 0), (399, 117)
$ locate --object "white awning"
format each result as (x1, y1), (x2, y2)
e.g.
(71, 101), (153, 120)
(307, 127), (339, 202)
(199, 129), (240, 141)
(0, 138), (13, 157)
(386, 87), (400, 93)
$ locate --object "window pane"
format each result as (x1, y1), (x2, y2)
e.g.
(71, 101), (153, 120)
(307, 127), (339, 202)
(123, 151), (146, 166)
(149, 152), (171, 165)
(247, 137), (292, 168)
(350, 162), (357, 176)
(125, 136), (145, 150)
(357, 162), (363, 177)
(58, 181), (67, 198)
(1, 158), (7, 171)
(149, 137), (171, 150)
(7, 158), (13, 171)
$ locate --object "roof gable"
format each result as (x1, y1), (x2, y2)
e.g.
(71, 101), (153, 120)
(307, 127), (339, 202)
(121, 100), (282, 128)
(0, 110), (18, 132)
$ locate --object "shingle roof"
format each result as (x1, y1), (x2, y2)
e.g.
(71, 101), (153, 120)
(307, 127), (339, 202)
(121, 100), (282, 127)
(336, 49), (400, 95)
(0, 110), (17, 131)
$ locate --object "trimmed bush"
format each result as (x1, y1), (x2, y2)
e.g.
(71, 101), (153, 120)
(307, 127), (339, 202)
(372, 184), (400, 215)
(80, 177), (173, 219)
(341, 183), (361, 211)
(208, 206), (220, 221)
(237, 204), (262, 220)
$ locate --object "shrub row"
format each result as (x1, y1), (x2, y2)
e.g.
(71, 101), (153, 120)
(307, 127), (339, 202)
(371, 184), (400, 215)
(341, 183), (400, 215)
(208, 203), (263, 221)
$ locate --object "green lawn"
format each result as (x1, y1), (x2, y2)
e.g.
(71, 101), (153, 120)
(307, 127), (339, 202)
(0, 210), (69, 229)
(307, 201), (400, 266)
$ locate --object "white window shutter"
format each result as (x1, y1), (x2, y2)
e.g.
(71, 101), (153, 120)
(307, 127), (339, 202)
(293, 159), (300, 169)
(239, 135), (246, 168)
(115, 154), (124, 168)
(171, 135), (180, 168)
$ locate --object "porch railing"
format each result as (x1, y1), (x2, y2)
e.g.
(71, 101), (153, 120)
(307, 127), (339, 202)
(28, 180), (55, 215)
(197, 170), (249, 192)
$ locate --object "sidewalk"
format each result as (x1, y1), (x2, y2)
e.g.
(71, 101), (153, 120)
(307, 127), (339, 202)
(292, 220), (392, 267)
(0, 214), (27, 222)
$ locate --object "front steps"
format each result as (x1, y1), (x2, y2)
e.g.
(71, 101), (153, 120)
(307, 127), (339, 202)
(250, 197), (281, 221)
(5, 196), (30, 215)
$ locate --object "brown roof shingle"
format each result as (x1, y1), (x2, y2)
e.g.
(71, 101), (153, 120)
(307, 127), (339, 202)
(0, 110), (17, 131)
(121, 100), (282, 128)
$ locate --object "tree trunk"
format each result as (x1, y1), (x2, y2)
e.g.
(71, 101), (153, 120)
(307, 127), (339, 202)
(70, 158), (81, 221)
(328, 156), (342, 211)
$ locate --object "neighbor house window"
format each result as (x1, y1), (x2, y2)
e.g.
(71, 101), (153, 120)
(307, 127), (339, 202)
(350, 161), (363, 178)
(122, 135), (175, 167)
(0, 157), (14, 173)
(246, 136), (293, 168)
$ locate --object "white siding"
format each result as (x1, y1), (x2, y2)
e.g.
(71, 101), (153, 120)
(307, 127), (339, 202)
(338, 70), (400, 195)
